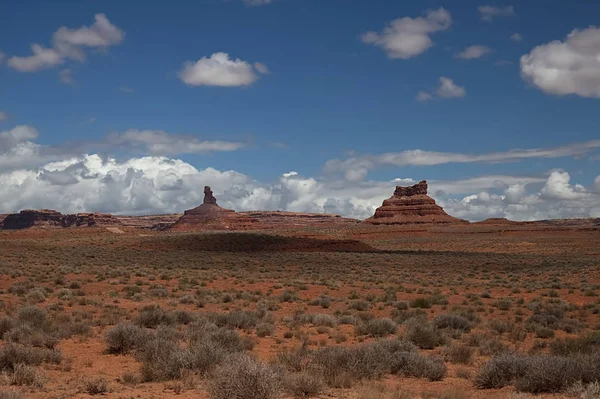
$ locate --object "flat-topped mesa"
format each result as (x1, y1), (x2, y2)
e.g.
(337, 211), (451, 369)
(365, 180), (467, 225)
(2, 209), (65, 229)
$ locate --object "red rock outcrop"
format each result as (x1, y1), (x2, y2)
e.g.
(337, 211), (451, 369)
(1, 209), (66, 229)
(169, 187), (257, 231)
(365, 180), (467, 225)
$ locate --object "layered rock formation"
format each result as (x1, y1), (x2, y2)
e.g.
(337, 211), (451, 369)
(1, 209), (66, 229)
(365, 180), (467, 225)
(169, 187), (256, 231)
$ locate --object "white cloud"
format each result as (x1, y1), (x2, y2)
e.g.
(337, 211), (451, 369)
(0, 125), (247, 173)
(520, 26), (600, 98)
(7, 14), (124, 73)
(511, 33), (522, 42)
(361, 8), (452, 59)
(7, 45), (63, 72)
(0, 153), (598, 222)
(179, 52), (267, 87)
(59, 68), (75, 85)
(105, 129), (247, 155)
(324, 139), (600, 181)
(478, 5), (515, 22)
(436, 77), (466, 98)
(443, 171), (600, 221)
(0, 112), (7, 121)
(417, 77), (466, 102)
(119, 87), (134, 93)
(243, 0), (273, 5)
(455, 45), (492, 59)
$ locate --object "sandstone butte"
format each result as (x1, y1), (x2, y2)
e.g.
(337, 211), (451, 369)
(364, 180), (468, 225)
(169, 186), (359, 231)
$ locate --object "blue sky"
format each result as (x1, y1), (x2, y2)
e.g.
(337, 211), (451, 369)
(1, 0), (599, 220)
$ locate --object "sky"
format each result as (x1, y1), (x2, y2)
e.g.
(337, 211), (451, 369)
(1, 0), (599, 221)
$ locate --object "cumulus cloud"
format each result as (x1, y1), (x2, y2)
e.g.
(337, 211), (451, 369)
(520, 26), (600, 98)
(179, 52), (268, 87)
(418, 77), (466, 101)
(361, 8), (452, 59)
(443, 171), (600, 221)
(478, 5), (515, 22)
(455, 45), (492, 59)
(6, 14), (124, 73)
(324, 139), (600, 182)
(59, 68), (75, 85)
(0, 153), (598, 222)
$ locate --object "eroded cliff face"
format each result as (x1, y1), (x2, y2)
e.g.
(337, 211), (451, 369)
(365, 180), (467, 225)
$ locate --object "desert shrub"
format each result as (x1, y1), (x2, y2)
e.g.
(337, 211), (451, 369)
(476, 353), (600, 392)
(280, 291), (298, 303)
(355, 318), (397, 337)
(550, 332), (600, 355)
(399, 352), (447, 381)
(392, 309), (427, 323)
(137, 338), (186, 381)
(475, 353), (527, 389)
(8, 364), (44, 387)
(138, 320), (249, 381)
(256, 323), (275, 337)
(479, 336), (507, 356)
(309, 296), (331, 309)
(535, 327), (555, 339)
(135, 305), (173, 328)
(410, 297), (432, 309)
(0, 316), (15, 338)
(210, 311), (260, 329)
(284, 371), (325, 398)
(0, 344), (61, 372)
(105, 323), (146, 354)
(513, 355), (594, 393)
(209, 353), (282, 399)
(4, 324), (59, 349)
(433, 314), (471, 332)
(83, 376), (109, 395)
(444, 344), (473, 365)
(405, 320), (444, 349)
(489, 319), (514, 335)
